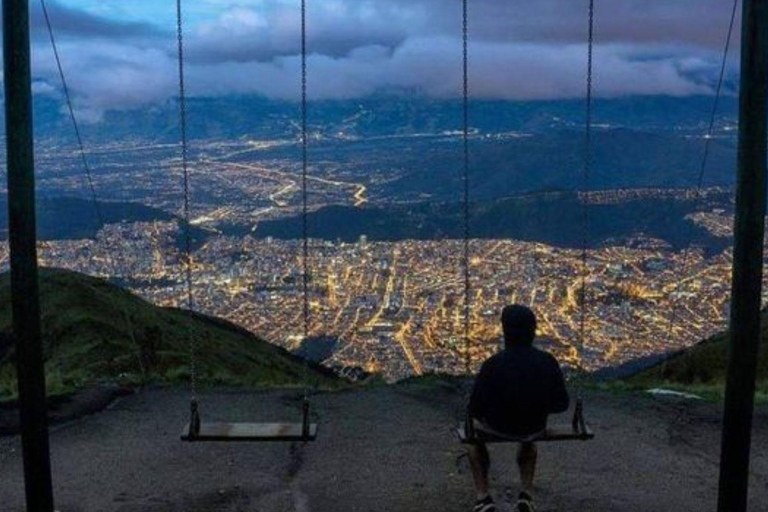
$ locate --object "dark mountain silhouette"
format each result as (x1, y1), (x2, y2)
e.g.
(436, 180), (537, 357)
(0, 268), (338, 400)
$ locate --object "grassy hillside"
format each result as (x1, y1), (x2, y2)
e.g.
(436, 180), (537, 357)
(625, 311), (768, 400)
(0, 268), (338, 400)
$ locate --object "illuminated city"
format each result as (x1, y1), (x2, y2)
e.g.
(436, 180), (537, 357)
(10, 230), (737, 381)
(0, 139), (752, 381)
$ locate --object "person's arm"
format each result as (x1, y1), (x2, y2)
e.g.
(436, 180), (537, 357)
(547, 355), (570, 414)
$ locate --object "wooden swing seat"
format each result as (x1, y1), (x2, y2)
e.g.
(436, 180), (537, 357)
(180, 399), (316, 442)
(456, 398), (594, 444)
(181, 421), (318, 442)
(456, 422), (593, 443)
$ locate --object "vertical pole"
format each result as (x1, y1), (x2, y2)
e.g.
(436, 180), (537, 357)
(3, 1), (55, 511)
(718, 1), (768, 511)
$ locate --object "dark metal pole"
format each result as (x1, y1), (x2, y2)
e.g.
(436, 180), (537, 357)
(718, 1), (768, 510)
(3, 1), (56, 511)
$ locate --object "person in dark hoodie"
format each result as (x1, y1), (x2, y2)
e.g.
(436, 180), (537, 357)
(467, 305), (570, 512)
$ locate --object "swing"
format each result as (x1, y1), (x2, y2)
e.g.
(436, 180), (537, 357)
(175, 0), (317, 443)
(453, 0), (596, 446)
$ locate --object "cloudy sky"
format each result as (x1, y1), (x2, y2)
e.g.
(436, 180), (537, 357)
(16, 0), (741, 119)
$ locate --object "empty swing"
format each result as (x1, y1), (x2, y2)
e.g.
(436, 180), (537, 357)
(177, 0), (317, 443)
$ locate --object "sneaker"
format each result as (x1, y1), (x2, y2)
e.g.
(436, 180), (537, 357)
(515, 491), (536, 512)
(473, 496), (497, 512)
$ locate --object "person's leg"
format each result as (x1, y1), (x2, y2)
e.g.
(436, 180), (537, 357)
(516, 442), (537, 493)
(467, 442), (491, 499)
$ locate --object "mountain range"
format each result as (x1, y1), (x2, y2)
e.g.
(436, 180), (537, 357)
(24, 93), (738, 142)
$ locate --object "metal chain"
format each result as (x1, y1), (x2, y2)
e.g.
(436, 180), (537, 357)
(661, 0), (739, 362)
(578, 0), (595, 373)
(176, 0), (196, 400)
(301, 0), (311, 399)
(462, 0), (471, 375)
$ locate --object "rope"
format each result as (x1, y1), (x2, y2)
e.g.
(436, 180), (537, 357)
(301, 0), (311, 401)
(578, 0), (595, 372)
(40, 0), (146, 378)
(40, 0), (103, 228)
(661, 0), (739, 364)
(461, 0), (471, 375)
(176, 0), (196, 401)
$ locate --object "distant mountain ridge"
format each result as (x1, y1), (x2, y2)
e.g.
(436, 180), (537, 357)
(0, 196), (209, 250)
(247, 189), (733, 253)
(20, 94), (740, 201)
(14, 189), (733, 254)
(2, 93), (743, 239)
(24, 94), (738, 142)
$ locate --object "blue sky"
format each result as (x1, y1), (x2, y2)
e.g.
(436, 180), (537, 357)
(19, 0), (742, 122)
(55, 0), (251, 28)
(55, 1), (169, 24)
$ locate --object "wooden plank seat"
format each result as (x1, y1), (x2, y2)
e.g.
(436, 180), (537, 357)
(181, 421), (318, 442)
(456, 422), (593, 443)
(456, 398), (594, 444)
(180, 398), (317, 442)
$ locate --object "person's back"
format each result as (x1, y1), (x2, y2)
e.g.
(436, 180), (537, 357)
(465, 304), (570, 512)
(469, 343), (569, 435)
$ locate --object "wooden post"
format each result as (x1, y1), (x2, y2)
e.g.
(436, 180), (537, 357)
(718, 0), (768, 510)
(3, 1), (55, 510)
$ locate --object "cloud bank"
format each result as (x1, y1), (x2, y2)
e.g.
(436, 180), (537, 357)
(19, 0), (741, 119)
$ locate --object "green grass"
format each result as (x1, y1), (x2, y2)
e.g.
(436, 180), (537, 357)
(610, 317), (768, 403)
(588, 379), (768, 405)
(0, 268), (340, 401)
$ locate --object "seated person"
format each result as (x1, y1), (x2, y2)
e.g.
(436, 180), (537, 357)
(467, 305), (569, 512)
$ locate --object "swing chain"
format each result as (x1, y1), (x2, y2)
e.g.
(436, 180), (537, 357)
(189, 399), (200, 438)
(40, 0), (103, 229)
(176, 0), (197, 402)
(41, 0), (148, 382)
(461, 0), (471, 376)
(660, 0), (739, 364)
(578, 0), (595, 373)
(301, 0), (312, 404)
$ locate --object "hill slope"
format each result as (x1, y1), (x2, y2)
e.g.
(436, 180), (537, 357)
(0, 268), (337, 399)
(251, 190), (731, 253)
(628, 310), (768, 394)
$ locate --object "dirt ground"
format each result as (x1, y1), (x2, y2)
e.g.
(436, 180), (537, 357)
(1, 383), (767, 512)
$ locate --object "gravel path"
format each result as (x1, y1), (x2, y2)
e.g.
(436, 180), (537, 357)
(1, 383), (767, 512)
